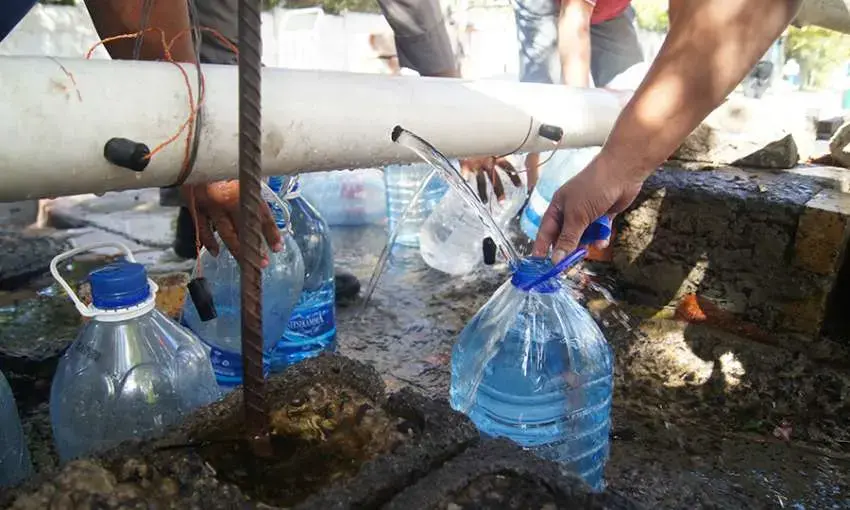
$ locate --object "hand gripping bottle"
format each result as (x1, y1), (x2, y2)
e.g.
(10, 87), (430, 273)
(181, 184), (305, 389)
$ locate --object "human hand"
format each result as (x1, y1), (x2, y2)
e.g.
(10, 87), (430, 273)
(531, 154), (642, 264)
(459, 156), (523, 203)
(180, 181), (282, 267)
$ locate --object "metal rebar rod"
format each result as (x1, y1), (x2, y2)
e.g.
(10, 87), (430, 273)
(237, 0), (268, 449)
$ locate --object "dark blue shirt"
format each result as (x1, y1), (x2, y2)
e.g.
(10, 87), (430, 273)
(1, 0), (38, 43)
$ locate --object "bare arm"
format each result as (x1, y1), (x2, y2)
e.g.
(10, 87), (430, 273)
(85, 0), (196, 62)
(596, 0), (801, 184)
(558, 0), (593, 87)
(534, 0), (803, 258)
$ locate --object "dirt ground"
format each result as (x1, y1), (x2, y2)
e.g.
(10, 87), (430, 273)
(3, 223), (849, 509)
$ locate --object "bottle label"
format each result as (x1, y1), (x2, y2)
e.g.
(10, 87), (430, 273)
(201, 339), (270, 388)
(286, 299), (336, 340)
(523, 190), (549, 228)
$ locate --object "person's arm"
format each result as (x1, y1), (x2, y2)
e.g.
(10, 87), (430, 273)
(533, 0), (803, 260)
(558, 0), (594, 87)
(84, 0), (195, 62)
(85, 0), (281, 262)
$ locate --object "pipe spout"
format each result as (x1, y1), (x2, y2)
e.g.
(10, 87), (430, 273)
(0, 56), (624, 201)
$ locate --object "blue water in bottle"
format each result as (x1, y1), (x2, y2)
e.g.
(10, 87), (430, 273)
(269, 178), (336, 370)
(182, 194), (305, 389)
(520, 148), (601, 240)
(0, 369), (32, 487)
(450, 257), (613, 491)
(383, 163), (449, 247)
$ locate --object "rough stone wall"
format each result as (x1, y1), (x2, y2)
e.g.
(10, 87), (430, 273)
(613, 165), (850, 344)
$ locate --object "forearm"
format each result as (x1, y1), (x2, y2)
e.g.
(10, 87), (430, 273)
(599, 0), (802, 182)
(85, 0), (195, 62)
(557, 1), (592, 87)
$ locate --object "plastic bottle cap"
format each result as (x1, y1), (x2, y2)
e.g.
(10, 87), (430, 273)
(89, 261), (151, 309)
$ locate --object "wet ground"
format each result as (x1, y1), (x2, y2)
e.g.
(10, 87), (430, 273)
(2, 221), (849, 509)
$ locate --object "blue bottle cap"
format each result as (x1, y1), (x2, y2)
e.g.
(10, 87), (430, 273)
(268, 176), (286, 194)
(89, 261), (151, 309)
(579, 216), (612, 245)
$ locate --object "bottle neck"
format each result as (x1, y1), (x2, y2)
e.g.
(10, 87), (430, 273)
(510, 257), (561, 294)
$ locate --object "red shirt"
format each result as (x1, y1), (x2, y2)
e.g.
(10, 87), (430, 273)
(585, 0), (631, 25)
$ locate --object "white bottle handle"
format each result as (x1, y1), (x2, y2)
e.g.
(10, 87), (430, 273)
(49, 241), (158, 318)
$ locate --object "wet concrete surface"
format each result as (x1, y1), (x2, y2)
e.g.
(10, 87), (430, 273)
(2, 221), (849, 509)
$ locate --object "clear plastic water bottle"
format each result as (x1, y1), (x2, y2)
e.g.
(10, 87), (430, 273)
(268, 177), (336, 370)
(0, 369), (32, 488)
(384, 163), (450, 247)
(450, 256), (613, 491)
(181, 198), (305, 389)
(520, 147), (602, 240)
(419, 166), (527, 275)
(297, 169), (387, 226)
(49, 243), (222, 463)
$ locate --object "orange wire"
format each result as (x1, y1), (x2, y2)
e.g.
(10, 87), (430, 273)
(86, 26), (242, 270)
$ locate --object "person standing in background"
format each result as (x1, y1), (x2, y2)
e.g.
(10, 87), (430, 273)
(514, 0), (645, 188)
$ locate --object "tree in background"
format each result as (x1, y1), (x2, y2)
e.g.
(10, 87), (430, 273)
(631, 0), (668, 32)
(784, 25), (850, 89)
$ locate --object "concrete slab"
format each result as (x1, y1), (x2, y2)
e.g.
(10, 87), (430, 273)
(46, 189), (177, 249)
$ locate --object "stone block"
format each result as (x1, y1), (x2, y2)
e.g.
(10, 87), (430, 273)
(671, 96), (816, 169)
(0, 230), (71, 290)
(785, 165), (850, 193)
(793, 190), (850, 276)
(46, 190), (178, 249)
(4, 354), (480, 510)
(613, 165), (850, 344)
(0, 201), (38, 227)
(383, 439), (642, 510)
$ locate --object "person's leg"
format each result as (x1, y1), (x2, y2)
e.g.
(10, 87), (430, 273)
(376, 0), (457, 77)
(513, 0), (560, 84)
(588, 6), (645, 88)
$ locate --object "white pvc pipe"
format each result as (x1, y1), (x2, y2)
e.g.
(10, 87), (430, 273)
(0, 56), (623, 201)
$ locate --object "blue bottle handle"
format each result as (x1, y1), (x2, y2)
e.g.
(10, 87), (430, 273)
(517, 216), (611, 291)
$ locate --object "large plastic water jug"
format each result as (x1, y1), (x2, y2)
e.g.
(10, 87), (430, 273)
(419, 166), (526, 275)
(267, 177), (336, 370)
(520, 148), (602, 240)
(384, 163), (450, 247)
(49, 242), (222, 463)
(450, 256), (614, 491)
(181, 191), (305, 389)
(0, 369), (32, 487)
(297, 169), (386, 226)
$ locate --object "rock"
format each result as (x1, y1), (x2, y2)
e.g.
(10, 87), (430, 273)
(612, 165), (850, 346)
(46, 190), (178, 249)
(383, 439), (642, 510)
(0, 294), (80, 409)
(0, 201), (38, 228)
(334, 270), (361, 303)
(671, 96), (816, 169)
(828, 119), (850, 168)
(0, 231), (71, 290)
(5, 354), (480, 510)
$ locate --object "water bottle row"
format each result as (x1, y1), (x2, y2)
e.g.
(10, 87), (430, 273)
(182, 176), (337, 388)
(304, 150), (600, 275)
(0, 178), (339, 485)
